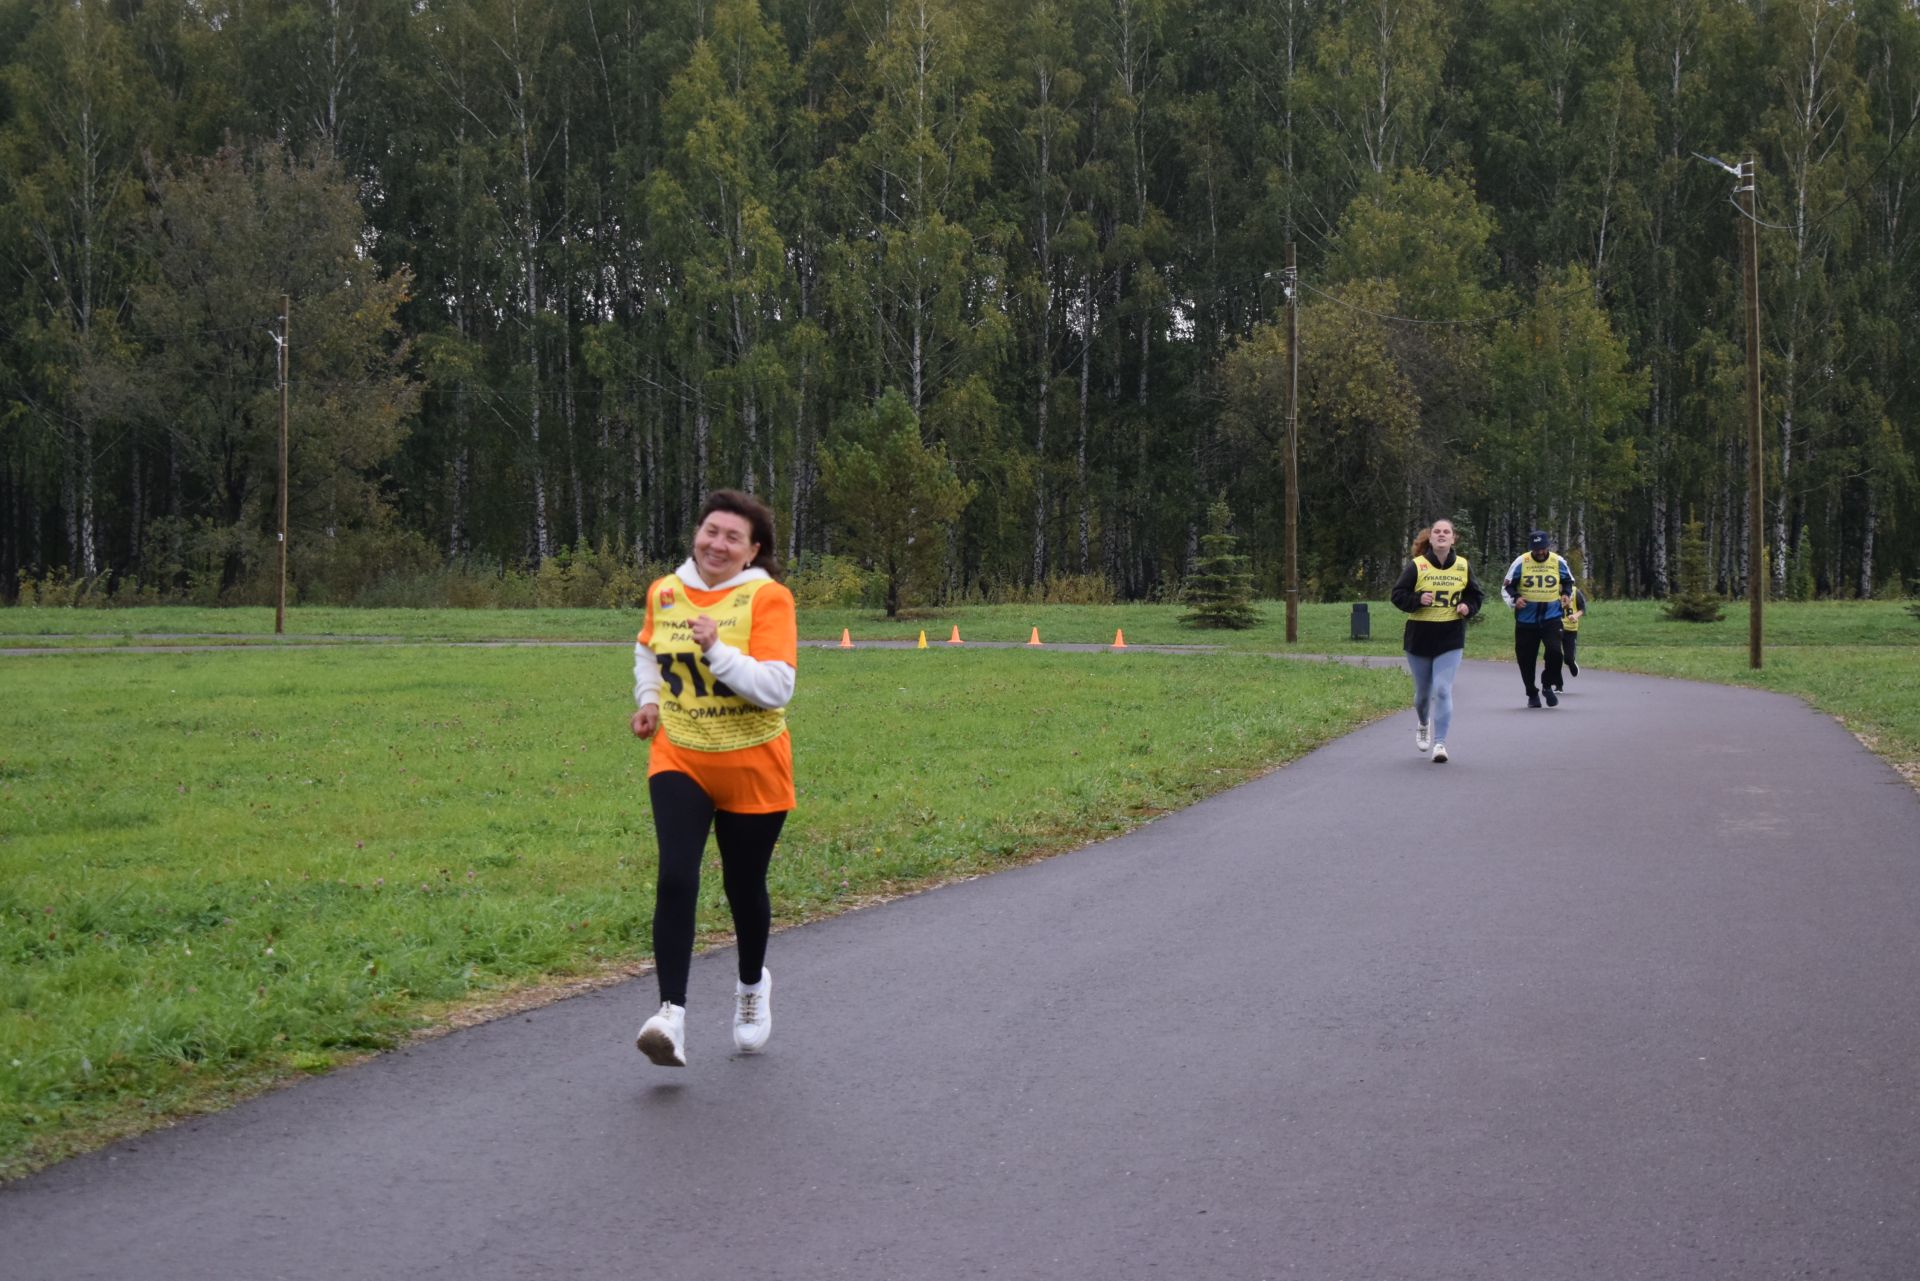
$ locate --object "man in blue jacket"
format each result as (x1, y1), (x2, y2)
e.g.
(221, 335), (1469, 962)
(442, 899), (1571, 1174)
(1501, 530), (1577, 708)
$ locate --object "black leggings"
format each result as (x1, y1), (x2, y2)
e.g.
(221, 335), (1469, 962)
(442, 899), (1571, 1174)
(1514, 620), (1565, 694)
(648, 771), (788, 1007)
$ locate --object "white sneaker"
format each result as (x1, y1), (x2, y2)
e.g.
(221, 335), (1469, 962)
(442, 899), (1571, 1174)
(733, 969), (772, 1054)
(1415, 721), (1432, 753)
(1431, 742), (1449, 764)
(636, 1002), (687, 1067)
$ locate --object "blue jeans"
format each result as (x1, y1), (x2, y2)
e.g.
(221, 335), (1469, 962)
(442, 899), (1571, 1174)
(1405, 648), (1463, 744)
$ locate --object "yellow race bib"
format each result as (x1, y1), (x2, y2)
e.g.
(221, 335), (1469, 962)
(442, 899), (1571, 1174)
(1517, 556), (1564, 603)
(648, 576), (787, 753)
(1410, 555), (1470, 622)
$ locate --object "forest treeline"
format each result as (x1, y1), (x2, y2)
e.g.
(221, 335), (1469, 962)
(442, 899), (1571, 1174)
(2, 0), (1916, 607)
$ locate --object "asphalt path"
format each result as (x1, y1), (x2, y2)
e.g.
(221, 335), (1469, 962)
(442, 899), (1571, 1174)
(6, 658), (1918, 1280)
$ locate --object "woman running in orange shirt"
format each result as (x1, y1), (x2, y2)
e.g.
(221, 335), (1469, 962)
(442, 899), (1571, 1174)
(631, 490), (797, 1067)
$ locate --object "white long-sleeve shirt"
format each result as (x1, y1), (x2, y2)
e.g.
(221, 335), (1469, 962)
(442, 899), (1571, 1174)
(633, 559), (796, 711)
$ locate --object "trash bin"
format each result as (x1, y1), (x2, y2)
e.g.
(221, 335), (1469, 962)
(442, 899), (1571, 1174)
(1350, 602), (1370, 640)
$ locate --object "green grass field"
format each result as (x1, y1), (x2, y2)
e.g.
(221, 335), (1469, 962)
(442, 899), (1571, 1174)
(3, 596), (1914, 1178)
(6, 597), (1913, 771)
(0, 642), (1403, 1178)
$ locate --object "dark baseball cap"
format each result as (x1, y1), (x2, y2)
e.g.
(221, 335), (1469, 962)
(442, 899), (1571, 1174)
(1528, 530), (1551, 550)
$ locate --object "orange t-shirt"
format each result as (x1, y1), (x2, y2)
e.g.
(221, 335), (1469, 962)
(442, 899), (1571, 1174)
(639, 577), (797, 813)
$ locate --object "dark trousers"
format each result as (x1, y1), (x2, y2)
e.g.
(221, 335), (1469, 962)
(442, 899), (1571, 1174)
(648, 771), (788, 1007)
(1514, 620), (1565, 695)
(1562, 631), (1579, 677)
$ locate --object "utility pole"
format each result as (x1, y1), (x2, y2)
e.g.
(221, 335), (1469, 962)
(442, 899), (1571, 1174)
(277, 294), (290, 636)
(1283, 242), (1300, 644)
(1693, 148), (1768, 666)
(1737, 157), (1763, 669)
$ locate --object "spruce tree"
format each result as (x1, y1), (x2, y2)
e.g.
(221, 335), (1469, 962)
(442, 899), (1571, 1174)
(1663, 514), (1726, 623)
(1182, 499), (1260, 630)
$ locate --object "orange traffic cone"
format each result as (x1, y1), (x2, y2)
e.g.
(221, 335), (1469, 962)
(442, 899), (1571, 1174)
(839, 628), (853, 649)
(917, 630), (928, 649)
(948, 625), (963, 645)
(1112, 629), (1127, 649)
(1027, 627), (1043, 646)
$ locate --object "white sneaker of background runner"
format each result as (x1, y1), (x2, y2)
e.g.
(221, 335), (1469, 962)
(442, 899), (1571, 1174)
(1415, 721), (1432, 753)
(1431, 742), (1449, 764)
(636, 1001), (687, 1067)
(733, 969), (772, 1053)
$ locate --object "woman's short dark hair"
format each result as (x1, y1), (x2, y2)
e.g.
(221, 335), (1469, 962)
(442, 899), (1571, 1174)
(697, 489), (782, 579)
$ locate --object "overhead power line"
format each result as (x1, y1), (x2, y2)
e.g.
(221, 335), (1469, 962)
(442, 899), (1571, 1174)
(1298, 280), (1527, 328)
(1701, 107), (1920, 240)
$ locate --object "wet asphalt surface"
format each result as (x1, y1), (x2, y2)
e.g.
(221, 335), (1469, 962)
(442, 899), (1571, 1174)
(4, 658), (1918, 1280)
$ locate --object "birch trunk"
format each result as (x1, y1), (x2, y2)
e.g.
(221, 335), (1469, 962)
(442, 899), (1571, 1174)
(789, 360), (809, 565)
(695, 391), (710, 498)
(1077, 272), (1092, 573)
(62, 449), (79, 575)
(1858, 491), (1875, 598)
(641, 410), (656, 564)
(561, 109), (582, 547)
(521, 162), (549, 559)
(1651, 488), (1669, 597)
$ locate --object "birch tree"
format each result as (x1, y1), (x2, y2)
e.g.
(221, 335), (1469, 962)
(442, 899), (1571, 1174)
(645, 0), (794, 498)
(425, 0), (565, 561)
(132, 144), (418, 596)
(1754, 0), (1867, 594)
(0, 0), (151, 578)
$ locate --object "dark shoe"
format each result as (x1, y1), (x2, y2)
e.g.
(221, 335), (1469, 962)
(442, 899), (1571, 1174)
(1567, 659), (1578, 677)
(1543, 686), (1559, 707)
(1527, 692), (1542, 709)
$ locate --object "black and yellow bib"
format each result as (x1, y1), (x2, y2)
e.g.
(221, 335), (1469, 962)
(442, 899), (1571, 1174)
(1410, 555), (1471, 622)
(647, 575), (787, 753)
(1516, 555), (1565, 603)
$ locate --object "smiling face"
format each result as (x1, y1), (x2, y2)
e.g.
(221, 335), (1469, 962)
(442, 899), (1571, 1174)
(693, 510), (760, 582)
(1429, 521), (1457, 555)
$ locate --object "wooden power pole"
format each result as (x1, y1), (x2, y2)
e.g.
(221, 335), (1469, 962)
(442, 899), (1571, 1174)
(277, 294), (290, 635)
(1284, 242), (1300, 644)
(1738, 158), (1763, 669)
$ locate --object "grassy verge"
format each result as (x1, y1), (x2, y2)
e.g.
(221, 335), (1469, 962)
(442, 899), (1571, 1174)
(0, 644), (1403, 1178)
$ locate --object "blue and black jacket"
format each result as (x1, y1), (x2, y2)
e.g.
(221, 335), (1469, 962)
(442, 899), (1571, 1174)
(1501, 553), (1577, 625)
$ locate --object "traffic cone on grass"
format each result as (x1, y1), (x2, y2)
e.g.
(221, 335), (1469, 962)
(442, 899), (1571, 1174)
(948, 625), (963, 645)
(1027, 627), (1043, 646)
(1113, 629), (1127, 649)
(839, 628), (853, 648)
(917, 630), (927, 649)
